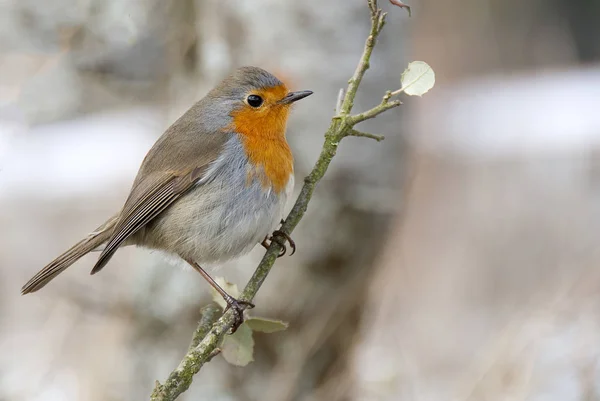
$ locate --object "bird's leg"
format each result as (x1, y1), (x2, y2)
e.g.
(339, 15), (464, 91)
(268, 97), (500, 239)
(185, 259), (254, 333)
(260, 219), (296, 257)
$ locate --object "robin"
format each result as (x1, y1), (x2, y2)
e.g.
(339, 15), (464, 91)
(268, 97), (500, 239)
(22, 66), (313, 326)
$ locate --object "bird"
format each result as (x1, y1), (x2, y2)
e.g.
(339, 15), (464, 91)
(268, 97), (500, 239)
(21, 66), (313, 327)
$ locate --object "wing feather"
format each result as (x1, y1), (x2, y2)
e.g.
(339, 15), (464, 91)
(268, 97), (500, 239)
(89, 99), (232, 274)
(91, 165), (210, 274)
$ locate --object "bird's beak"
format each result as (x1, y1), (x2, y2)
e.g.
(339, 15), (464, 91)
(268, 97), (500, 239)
(278, 90), (313, 104)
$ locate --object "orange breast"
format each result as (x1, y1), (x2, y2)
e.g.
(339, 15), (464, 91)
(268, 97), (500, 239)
(230, 85), (294, 194)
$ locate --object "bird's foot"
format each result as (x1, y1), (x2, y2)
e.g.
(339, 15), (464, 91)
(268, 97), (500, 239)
(261, 237), (285, 257)
(271, 230), (296, 257)
(223, 295), (255, 333)
(261, 228), (296, 257)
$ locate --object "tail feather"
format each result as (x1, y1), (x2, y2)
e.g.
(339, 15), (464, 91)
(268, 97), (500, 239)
(21, 216), (118, 294)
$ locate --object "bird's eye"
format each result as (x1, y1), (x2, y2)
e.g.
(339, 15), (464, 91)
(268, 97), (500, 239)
(247, 94), (263, 108)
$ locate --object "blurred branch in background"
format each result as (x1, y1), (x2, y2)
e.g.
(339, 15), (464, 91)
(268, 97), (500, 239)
(150, 1), (420, 400)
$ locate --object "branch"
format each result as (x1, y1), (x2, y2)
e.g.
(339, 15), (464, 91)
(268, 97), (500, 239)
(348, 129), (385, 142)
(150, 304), (222, 401)
(189, 303), (222, 349)
(338, 0), (386, 115)
(349, 98), (402, 124)
(335, 88), (345, 114)
(150, 1), (408, 399)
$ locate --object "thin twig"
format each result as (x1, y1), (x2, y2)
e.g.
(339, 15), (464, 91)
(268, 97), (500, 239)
(150, 304), (221, 400)
(335, 88), (345, 114)
(348, 129), (385, 142)
(150, 1), (407, 399)
(350, 99), (402, 124)
(189, 303), (222, 349)
(338, 0), (386, 115)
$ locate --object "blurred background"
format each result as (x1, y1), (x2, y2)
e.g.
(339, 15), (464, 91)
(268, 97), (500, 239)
(1, 0), (600, 400)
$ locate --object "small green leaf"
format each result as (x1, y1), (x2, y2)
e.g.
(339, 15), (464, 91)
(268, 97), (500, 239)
(210, 277), (240, 310)
(246, 317), (289, 333)
(400, 61), (435, 96)
(221, 323), (254, 366)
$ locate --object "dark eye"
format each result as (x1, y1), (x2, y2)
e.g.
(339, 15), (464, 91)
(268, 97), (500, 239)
(247, 94), (263, 108)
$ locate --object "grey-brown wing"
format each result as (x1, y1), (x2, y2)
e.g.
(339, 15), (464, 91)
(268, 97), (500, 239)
(90, 166), (209, 274)
(90, 99), (231, 274)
